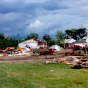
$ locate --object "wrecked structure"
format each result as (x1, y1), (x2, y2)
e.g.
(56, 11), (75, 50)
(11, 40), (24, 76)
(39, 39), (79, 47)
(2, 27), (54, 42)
(18, 39), (47, 53)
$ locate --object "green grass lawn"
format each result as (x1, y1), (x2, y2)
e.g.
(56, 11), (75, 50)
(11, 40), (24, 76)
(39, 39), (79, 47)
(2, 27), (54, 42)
(0, 62), (88, 88)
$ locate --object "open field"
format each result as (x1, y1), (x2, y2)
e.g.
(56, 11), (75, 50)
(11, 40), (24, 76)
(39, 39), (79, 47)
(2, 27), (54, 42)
(0, 49), (88, 88)
(0, 62), (88, 88)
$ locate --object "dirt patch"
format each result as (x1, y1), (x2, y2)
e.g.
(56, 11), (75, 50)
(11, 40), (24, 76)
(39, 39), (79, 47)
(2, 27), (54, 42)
(0, 49), (72, 63)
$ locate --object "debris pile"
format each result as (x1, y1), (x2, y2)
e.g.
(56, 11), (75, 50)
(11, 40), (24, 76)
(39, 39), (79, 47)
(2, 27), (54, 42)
(44, 56), (79, 64)
(71, 59), (88, 69)
(44, 56), (88, 69)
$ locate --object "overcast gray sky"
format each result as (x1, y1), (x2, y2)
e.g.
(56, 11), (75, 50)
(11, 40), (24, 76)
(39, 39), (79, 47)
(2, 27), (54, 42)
(0, 0), (88, 39)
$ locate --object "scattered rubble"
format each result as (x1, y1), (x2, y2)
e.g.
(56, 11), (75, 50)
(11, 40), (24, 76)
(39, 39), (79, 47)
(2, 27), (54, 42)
(44, 56), (79, 64)
(0, 48), (88, 70)
(43, 56), (88, 69)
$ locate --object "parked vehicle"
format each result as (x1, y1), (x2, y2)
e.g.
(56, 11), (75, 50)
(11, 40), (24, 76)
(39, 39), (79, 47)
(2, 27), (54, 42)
(65, 51), (82, 56)
(5, 47), (14, 54)
(65, 44), (86, 56)
(66, 45), (82, 50)
(39, 49), (54, 55)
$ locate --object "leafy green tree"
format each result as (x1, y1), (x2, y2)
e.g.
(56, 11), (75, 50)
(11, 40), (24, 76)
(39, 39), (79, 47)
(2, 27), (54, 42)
(0, 33), (5, 40)
(43, 34), (51, 41)
(77, 28), (87, 39)
(1, 38), (18, 49)
(65, 29), (77, 39)
(0, 32), (18, 49)
(43, 34), (54, 46)
(43, 34), (51, 42)
(65, 29), (72, 38)
(65, 28), (87, 40)
(0, 33), (5, 49)
(48, 39), (56, 46)
(9, 38), (18, 47)
(25, 33), (38, 40)
(55, 30), (66, 48)
(56, 30), (66, 41)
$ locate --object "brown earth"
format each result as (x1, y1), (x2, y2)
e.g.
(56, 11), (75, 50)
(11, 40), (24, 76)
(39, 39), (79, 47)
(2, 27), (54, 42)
(0, 49), (73, 63)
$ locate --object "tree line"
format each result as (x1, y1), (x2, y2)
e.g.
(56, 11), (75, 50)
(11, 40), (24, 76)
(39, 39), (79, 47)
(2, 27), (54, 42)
(0, 28), (87, 49)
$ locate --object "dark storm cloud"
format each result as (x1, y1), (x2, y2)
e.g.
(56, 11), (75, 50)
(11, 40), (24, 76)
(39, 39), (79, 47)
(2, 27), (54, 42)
(0, 0), (69, 37)
(0, 0), (23, 13)
(0, 0), (68, 13)
(41, 1), (68, 10)
(0, 0), (88, 38)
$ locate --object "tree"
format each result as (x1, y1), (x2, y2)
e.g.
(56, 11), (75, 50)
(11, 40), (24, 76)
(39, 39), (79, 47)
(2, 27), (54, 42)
(0, 33), (5, 49)
(43, 34), (51, 42)
(1, 38), (18, 49)
(0, 33), (5, 40)
(56, 30), (66, 41)
(43, 34), (53, 46)
(25, 33), (38, 40)
(55, 30), (66, 48)
(70, 28), (77, 39)
(77, 28), (87, 39)
(48, 39), (56, 46)
(65, 29), (77, 39)
(65, 28), (87, 40)
(0, 32), (18, 49)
